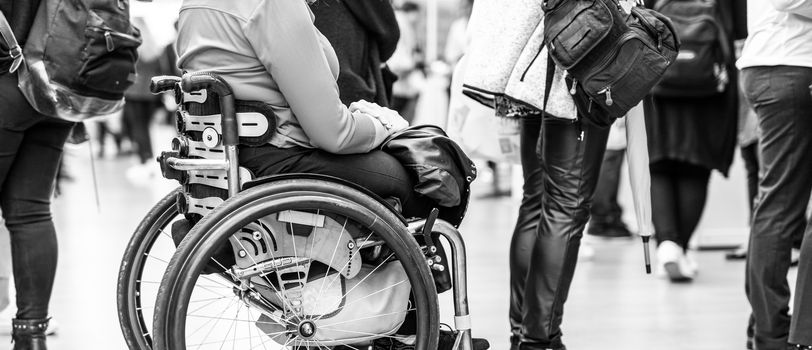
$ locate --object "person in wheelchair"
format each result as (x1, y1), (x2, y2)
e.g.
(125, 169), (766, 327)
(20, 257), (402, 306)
(164, 1), (488, 349)
(176, 0), (428, 219)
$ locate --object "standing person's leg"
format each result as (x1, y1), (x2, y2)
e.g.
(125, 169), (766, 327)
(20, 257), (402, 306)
(727, 142), (759, 261)
(650, 161), (693, 281)
(509, 117), (543, 350)
(0, 220), (9, 313)
(123, 100), (153, 164)
(791, 218), (812, 347)
(742, 66), (812, 350)
(520, 117), (609, 350)
(673, 163), (711, 250)
(650, 161), (680, 246)
(2, 119), (73, 321)
(134, 100), (155, 164)
(741, 143), (760, 215)
(589, 149), (629, 237)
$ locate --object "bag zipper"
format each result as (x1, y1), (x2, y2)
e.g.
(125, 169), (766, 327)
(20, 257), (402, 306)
(89, 27), (140, 52)
(588, 32), (653, 107)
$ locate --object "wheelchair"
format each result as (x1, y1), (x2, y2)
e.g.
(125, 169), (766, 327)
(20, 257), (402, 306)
(117, 72), (479, 350)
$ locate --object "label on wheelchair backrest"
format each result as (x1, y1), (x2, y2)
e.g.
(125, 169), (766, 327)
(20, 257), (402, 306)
(179, 111), (271, 138)
(183, 89), (207, 104)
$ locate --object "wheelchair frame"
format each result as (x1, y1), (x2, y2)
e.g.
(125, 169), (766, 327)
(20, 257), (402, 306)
(125, 72), (477, 350)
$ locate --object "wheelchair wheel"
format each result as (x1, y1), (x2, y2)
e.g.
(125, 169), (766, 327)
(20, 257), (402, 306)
(152, 178), (440, 350)
(117, 188), (183, 349)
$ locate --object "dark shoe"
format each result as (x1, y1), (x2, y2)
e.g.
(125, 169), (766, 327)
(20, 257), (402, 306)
(510, 335), (521, 350)
(725, 246), (748, 260)
(519, 342), (567, 350)
(438, 329), (490, 350)
(587, 222), (632, 238)
(372, 337), (414, 350)
(790, 344), (812, 350)
(12, 318), (49, 350)
(371, 330), (490, 350)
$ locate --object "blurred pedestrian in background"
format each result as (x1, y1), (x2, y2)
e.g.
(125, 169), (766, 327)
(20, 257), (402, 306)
(311, 0), (400, 107)
(643, 0), (747, 282)
(588, 119), (633, 238)
(738, 0), (812, 348)
(389, 1), (424, 123)
(123, 16), (164, 183)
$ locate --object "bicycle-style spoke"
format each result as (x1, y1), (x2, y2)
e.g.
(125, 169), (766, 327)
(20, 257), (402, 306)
(193, 296), (239, 349)
(313, 228), (377, 306)
(312, 252), (396, 323)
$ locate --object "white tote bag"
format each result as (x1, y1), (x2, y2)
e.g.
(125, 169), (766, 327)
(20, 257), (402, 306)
(447, 55), (520, 164)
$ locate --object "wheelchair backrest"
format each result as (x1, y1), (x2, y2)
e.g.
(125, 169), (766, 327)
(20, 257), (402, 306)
(153, 75), (277, 220)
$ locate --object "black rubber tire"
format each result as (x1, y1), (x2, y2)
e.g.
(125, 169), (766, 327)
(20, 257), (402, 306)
(152, 179), (439, 350)
(117, 188), (182, 350)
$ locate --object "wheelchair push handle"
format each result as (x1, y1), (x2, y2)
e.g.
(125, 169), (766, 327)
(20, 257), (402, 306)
(181, 72), (239, 147)
(150, 76), (181, 95)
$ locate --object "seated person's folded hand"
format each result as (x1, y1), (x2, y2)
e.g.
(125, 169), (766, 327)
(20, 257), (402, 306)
(349, 100), (409, 133)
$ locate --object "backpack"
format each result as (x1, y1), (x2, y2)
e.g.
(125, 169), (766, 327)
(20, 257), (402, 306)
(0, 0), (141, 122)
(650, 0), (730, 97)
(542, 0), (679, 127)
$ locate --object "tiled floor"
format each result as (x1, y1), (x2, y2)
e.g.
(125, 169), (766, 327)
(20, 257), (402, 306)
(0, 130), (798, 350)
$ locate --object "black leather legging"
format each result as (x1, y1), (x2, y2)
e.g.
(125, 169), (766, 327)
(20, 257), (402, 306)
(510, 116), (609, 349)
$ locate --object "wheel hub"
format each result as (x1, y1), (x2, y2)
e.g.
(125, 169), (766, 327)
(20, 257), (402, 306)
(298, 320), (316, 338)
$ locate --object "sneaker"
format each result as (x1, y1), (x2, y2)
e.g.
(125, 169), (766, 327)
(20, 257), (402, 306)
(657, 240), (694, 282)
(725, 245), (748, 260)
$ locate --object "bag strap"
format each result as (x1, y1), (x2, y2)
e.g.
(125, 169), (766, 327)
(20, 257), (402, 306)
(0, 10), (24, 73)
(542, 53), (555, 117)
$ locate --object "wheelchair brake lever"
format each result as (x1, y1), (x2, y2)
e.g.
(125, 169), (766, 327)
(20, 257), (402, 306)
(422, 208), (440, 256)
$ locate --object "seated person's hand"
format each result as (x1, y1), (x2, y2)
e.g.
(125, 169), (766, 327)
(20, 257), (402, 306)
(349, 100), (409, 133)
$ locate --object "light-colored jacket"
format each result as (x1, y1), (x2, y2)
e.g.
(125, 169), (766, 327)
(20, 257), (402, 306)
(176, 0), (390, 154)
(461, 0), (576, 119)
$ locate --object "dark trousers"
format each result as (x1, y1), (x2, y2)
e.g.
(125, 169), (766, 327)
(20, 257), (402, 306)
(122, 99), (158, 164)
(589, 149), (625, 227)
(741, 65), (812, 349)
(650, 160), (711, 249)
(740, 143), (759, 215)
(238, 145), (430, 218)
(0, 73), (74, 320)
(509, 116), (609, 349)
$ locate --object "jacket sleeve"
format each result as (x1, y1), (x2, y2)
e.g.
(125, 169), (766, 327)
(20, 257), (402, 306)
(243, 0), (389, 154)
(769, 0), (812, 17)
(344, 0), (401, 61)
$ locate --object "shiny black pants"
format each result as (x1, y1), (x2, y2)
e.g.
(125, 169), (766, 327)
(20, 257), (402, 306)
(510, 116), (609, 349)
(741, 66), (812, 349)
(0, 73), (73, 320)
